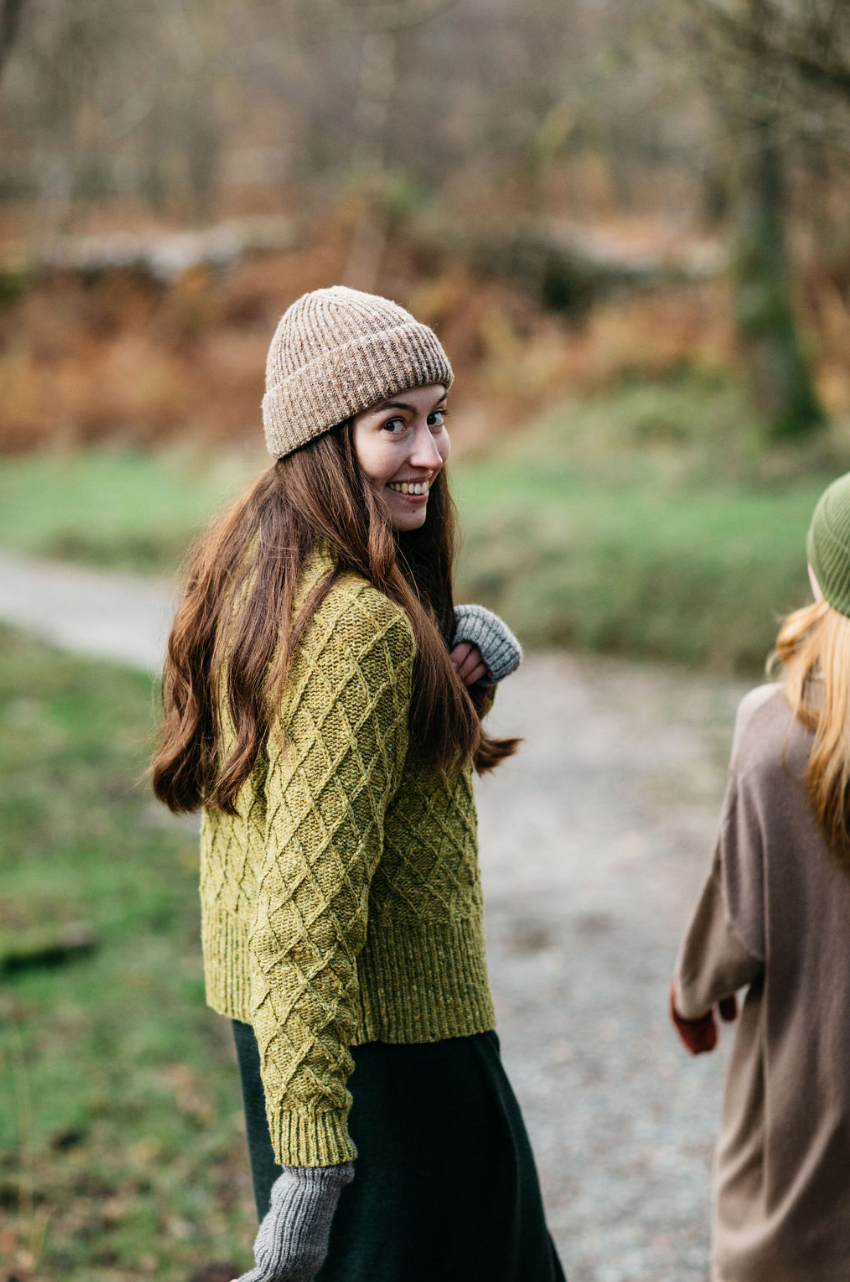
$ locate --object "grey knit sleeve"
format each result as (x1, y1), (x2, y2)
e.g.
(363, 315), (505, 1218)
(237, 1162), (355, 1282)
(452, 604), (523, 685)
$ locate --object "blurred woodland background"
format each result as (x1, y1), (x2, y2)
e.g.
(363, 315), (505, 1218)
(2, 0), (850, 664)
(3, 1), (850, 1279)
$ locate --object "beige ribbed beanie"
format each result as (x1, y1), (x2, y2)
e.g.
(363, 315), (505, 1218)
(262, 285), (454, 459)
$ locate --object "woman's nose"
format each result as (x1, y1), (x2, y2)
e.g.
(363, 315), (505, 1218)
(410, 425), (445, 470)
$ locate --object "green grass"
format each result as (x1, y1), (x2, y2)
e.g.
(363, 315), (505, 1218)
(452, 370), (844, 673)
(453, 463), (826, 674)
(1, 370), (846, 672)
(0, 445), (263, 574)
(0, 628), (255, 1281)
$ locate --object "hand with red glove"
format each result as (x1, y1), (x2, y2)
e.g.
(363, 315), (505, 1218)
(670, 983), (738, 1055)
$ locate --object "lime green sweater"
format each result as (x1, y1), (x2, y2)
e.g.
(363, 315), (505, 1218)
(199, 550), (496, 1167)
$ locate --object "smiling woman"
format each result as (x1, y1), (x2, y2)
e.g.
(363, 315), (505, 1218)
(151, 286), (555, 1282)
(352, 384), (450, 532)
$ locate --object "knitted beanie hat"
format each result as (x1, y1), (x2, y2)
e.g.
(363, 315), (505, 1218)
(262, 285), (454, 459)
(807, 471), (850, 617)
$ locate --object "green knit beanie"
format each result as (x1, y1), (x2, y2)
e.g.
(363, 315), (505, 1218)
(807, 471), (850, 617)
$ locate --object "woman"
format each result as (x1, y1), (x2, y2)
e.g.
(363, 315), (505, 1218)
(671, 470), (850, 1280)
(153, 287), (567, 1282)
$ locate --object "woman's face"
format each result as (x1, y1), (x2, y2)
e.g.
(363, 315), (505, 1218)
(352, 383), (450, 532)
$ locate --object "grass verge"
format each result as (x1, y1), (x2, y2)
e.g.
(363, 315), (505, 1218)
(0, 627), (254, 1282)
(0, 446), (262, 575)
(452, 371), (843, 673)
(0, 371), (845, 672)
(454, 465), (821, 674)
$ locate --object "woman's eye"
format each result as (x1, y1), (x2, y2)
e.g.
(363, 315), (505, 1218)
(428, 409), (447, 428)
(381, 417), (407, 434)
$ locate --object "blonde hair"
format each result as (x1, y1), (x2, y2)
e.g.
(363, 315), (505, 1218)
(771, 598), (850, 865)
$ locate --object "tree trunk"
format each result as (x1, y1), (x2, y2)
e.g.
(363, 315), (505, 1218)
(186, 81), (221, 225)
(0, 0), (25, 83)
(342, 29), (398, 292)
(731, 117), (823, 439)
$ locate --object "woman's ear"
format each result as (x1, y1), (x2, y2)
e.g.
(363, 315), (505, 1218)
(808, 564), (823, 603)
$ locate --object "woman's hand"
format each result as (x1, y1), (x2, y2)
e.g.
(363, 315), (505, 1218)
(451, 641), (489, 687)
(233, 1162), (354, 1282)
(670, 983), (738, 1055)
(451, 605), (522, 685)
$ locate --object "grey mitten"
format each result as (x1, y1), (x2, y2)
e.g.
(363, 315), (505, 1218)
(237, 1162), (355, 1282)
(452, 604), (523, 685)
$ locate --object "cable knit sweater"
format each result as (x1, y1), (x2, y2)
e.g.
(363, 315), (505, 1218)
(199, 549), (497, 1167)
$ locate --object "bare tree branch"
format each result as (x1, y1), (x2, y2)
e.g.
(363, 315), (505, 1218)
(0, 0), (25, 80)
(315, 0), (458, 35)
(690, 0), (850, 102)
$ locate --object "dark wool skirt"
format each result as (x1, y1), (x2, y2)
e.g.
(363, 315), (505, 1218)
(232, 1021), (567, 1282)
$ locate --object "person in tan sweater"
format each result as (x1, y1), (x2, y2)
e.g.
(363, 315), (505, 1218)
(153, 287), (566, 1282)
(672, 470), (850, 1281)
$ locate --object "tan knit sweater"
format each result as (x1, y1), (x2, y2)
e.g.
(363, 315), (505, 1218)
(199, 549), (496, 1167)
(675, 684), (850, 1281)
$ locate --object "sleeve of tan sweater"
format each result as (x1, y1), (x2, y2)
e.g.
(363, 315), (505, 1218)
(248, 584), (414, 1167)
(674, 691), (770, 1020)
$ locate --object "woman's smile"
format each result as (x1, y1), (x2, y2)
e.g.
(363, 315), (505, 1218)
(386, 479), (431, 498)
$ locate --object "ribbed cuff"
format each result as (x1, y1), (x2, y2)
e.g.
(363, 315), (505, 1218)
(452, 604), (523, 684)
(268, 1104), (357, 1168)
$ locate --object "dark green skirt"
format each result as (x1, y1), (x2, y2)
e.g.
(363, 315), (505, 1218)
(233, 1021), (567, 1282)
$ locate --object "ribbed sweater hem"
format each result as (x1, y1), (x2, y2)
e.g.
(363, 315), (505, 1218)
(351, 915), (496, 1043)
(202, 900), (251, 1020)
(201, 904), (496, 1043)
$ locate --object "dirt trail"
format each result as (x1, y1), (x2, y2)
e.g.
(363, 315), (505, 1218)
(0, 550), (748, 1281)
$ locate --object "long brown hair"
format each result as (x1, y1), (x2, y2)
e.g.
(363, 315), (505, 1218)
(771, 598), (850, 864)
(152, 420), (518, 814)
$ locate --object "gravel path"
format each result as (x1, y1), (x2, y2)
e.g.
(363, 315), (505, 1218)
(0, 549), (175, 675)
(0, 551), (749, 1281)
(481, 657), (745, 1281)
